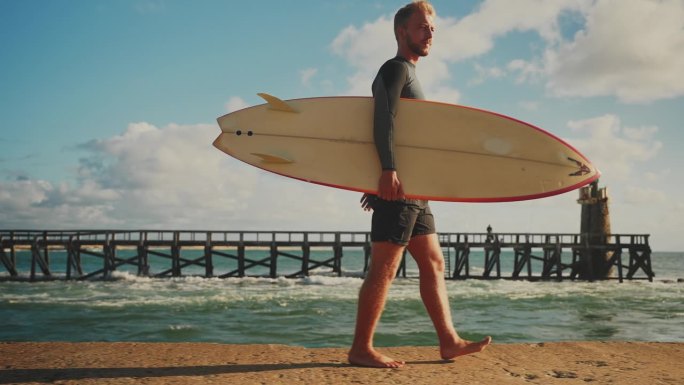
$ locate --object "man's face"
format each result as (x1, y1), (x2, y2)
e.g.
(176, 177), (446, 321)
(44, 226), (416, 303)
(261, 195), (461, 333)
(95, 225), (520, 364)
(401, 10), (434, 57)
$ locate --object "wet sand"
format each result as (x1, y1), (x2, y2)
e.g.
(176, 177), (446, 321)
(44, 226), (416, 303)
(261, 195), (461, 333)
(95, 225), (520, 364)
(1, 341), (682, 384)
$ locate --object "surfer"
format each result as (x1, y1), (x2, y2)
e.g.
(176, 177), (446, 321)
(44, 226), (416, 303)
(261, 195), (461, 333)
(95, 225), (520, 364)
(348, 1), (491, 368)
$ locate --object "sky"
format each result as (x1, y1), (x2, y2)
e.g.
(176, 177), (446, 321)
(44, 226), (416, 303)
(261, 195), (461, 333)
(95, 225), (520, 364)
(1, 0), (683, 251)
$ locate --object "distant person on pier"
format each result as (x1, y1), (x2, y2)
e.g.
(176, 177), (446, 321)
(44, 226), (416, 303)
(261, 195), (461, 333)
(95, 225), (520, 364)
(486, 225), (494, 243)
(348, 0), (491, 368)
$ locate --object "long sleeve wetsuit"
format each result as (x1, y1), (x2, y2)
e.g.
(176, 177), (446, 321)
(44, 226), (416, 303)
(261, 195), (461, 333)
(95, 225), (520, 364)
(370, 56), (428, 207)
(371, 56), (425, 171)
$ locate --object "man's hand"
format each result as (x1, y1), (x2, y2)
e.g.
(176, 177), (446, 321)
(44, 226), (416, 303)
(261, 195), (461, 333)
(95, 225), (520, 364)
(378, 170), (405, 201)
(360, 194), (376, 211)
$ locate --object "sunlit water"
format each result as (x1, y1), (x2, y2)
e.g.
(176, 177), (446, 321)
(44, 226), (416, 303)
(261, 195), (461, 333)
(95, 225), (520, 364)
(1, 251), (681, 347)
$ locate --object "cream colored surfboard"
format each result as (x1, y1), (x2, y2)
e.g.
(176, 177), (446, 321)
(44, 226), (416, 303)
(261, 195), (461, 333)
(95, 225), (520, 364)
(214, 94), (599, 202)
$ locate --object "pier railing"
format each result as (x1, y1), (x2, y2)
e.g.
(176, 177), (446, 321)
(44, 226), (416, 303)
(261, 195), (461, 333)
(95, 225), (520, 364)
(0, 230), (653, 282)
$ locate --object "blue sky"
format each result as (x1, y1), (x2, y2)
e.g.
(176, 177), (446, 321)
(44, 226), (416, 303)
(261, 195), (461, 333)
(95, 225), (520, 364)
(1, 0), (683, 251)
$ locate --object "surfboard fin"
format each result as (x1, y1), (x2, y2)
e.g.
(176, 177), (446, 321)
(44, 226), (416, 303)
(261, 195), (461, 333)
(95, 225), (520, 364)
(251, 152), (294, 164)
(257, 93), (299, 113)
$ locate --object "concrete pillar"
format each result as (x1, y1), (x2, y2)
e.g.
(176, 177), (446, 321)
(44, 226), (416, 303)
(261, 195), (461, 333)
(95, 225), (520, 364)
(577, 181), (613, 279)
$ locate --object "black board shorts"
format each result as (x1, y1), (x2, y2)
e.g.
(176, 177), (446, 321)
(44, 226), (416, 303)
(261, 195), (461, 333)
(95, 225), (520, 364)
(370, 198), (436, 246)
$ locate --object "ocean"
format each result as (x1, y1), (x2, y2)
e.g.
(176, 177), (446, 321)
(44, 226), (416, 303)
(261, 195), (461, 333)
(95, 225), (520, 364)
(1, 250), (682, 348)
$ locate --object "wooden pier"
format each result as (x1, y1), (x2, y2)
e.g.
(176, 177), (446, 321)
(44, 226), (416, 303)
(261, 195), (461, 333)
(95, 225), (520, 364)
(0, 230), (654, 282)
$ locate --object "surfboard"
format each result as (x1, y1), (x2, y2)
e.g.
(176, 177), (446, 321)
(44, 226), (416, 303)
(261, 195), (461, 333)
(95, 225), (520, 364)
(213, 93), (600, 202)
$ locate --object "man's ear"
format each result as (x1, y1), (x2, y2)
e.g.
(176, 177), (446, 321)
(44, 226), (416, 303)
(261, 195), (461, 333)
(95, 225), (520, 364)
(395, 25), (406, 42)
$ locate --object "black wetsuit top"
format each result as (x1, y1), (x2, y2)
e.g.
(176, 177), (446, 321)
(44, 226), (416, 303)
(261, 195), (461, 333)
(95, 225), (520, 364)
(372, 56), (425, 170)
(371, 56), (427, 207)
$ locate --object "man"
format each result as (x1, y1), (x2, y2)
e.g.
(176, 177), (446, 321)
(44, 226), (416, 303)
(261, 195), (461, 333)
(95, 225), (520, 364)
(348, 1), (491, 368)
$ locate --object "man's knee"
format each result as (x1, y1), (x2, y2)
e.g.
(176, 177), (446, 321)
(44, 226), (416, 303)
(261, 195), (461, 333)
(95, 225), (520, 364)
(411, 249), (445, 276)
(368, 242), (405, 280)
(426, 254), (445, 274)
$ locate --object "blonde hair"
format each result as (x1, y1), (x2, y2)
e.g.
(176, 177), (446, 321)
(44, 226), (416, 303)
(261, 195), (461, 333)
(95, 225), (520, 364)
(394, 1), (435, 39)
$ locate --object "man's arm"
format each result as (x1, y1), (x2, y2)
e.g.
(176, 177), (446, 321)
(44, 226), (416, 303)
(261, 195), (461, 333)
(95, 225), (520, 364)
(372, 60), (407, 201)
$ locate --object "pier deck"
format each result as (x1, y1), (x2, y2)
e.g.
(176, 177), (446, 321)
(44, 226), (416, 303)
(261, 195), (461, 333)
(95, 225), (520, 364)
(0, 230), (654, 282)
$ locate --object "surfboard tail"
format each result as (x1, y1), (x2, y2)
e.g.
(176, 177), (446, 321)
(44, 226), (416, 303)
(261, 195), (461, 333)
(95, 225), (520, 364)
(212, 134), (223, 150)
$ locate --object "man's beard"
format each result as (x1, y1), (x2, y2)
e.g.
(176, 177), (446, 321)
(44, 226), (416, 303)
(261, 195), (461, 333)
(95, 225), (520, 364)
(408, 38), (430, 57)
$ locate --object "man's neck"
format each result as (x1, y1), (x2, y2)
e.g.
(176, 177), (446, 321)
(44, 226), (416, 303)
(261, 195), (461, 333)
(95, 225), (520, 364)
(396, 49), (419, 65)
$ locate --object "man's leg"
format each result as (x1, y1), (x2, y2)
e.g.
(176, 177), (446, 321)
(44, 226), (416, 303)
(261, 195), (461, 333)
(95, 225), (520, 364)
(407, 233), (492, 360)
(348, 241), (406, 368)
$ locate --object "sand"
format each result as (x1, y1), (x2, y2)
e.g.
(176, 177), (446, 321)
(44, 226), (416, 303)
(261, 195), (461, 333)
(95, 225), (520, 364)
(0, 342), (681, 384)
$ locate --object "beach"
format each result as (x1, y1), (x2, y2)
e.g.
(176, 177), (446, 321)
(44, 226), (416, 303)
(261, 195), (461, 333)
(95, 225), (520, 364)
(2, 252), (682, 384)
(1, 341), (682, 384)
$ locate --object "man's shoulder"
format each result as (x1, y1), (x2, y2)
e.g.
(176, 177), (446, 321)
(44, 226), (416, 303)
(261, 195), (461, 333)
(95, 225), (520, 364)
(378, 57), (410, 78)
(380, 56), (410, 69)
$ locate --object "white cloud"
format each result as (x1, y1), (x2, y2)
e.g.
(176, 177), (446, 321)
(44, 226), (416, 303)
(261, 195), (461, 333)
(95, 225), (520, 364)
(0, 122), (370, 231)
(225, 97), (249, 113)
(330, 15), (395, 95)
(0, 178), (119, 228)
(0, 179), (49, 211)
(643, 169), (670, 183)
(432, 0), (589, 63)
(544, 0), (684, 103)
(0, 123), (254, 229)
(80, 122), (259, 228)
(330, 16), (395, 74)
(300, 67), (318, 87)
(349, 0), (684, 104)
(565, 114), (662, 182)
(329, 0), (589, 101)
(518, 100), (540, 111)
(330, 14), (461, 100)
(469, 63), (505, 86)
(507, 59), (544, 84)
(623, 186), (667, 204)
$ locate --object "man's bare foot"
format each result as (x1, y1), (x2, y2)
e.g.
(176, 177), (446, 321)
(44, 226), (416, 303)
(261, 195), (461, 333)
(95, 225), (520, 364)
(440, 336), (492, 360)
(348, 348), (405, 368)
